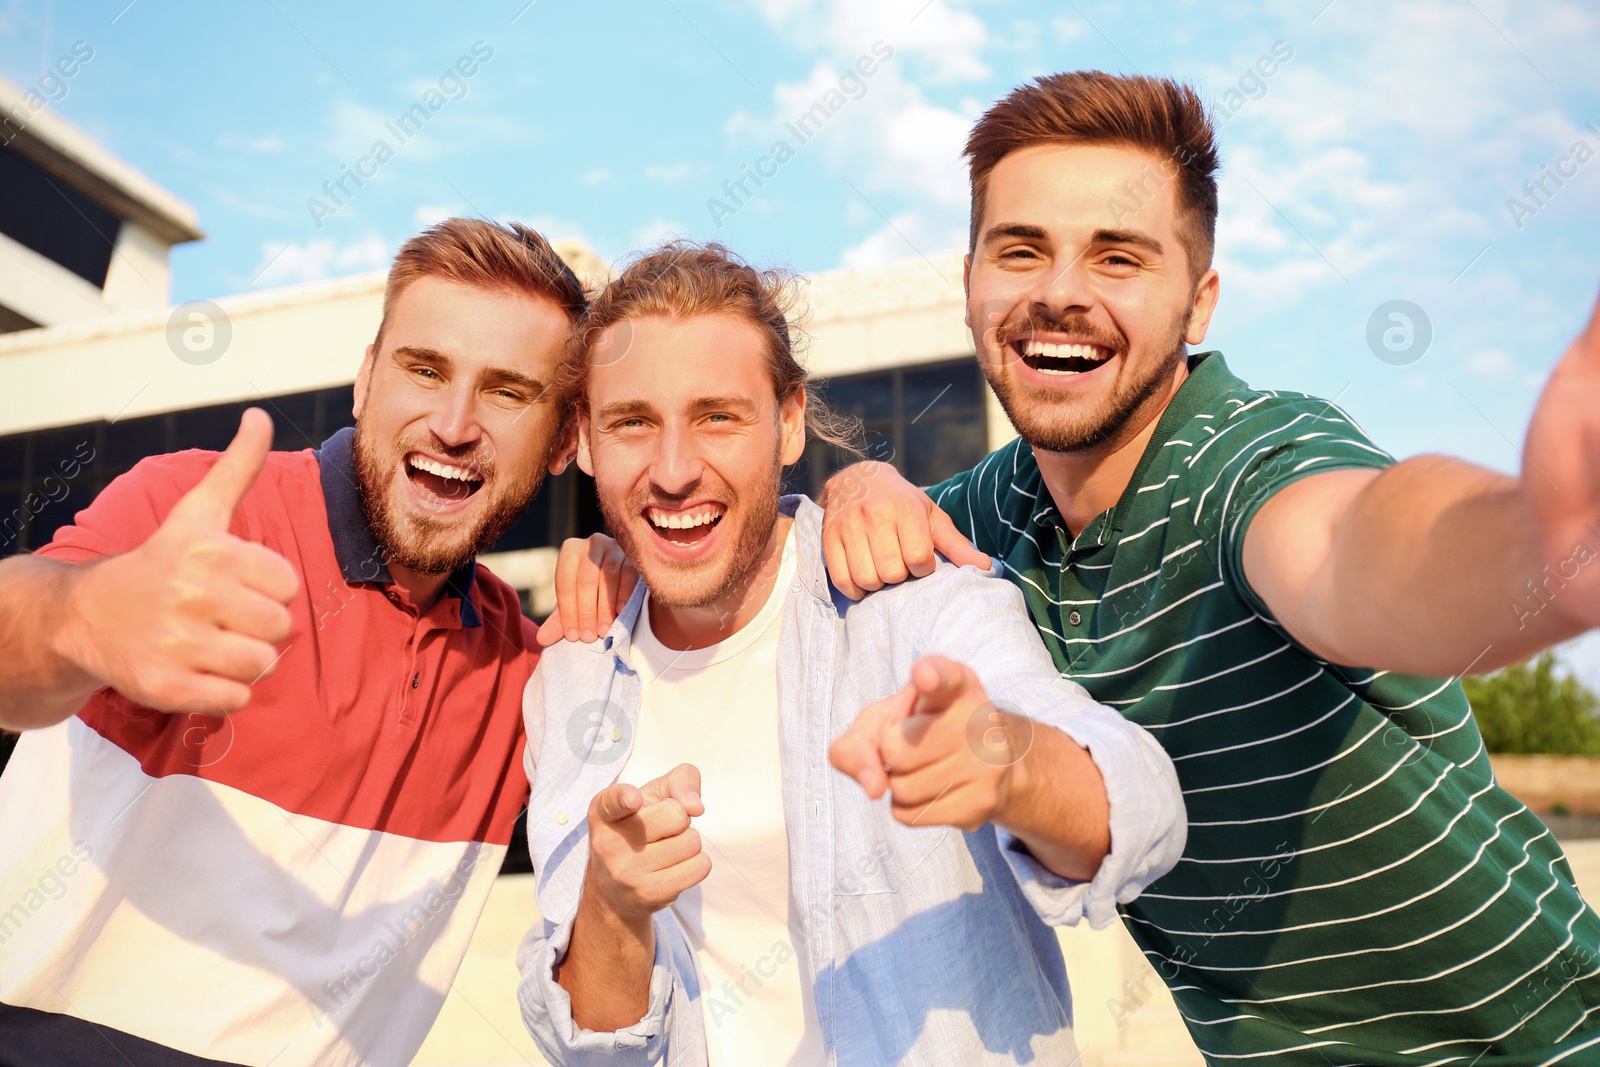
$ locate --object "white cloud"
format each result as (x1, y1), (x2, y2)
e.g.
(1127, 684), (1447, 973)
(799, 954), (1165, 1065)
(756, 0), (988, 84)
(1191, 0), (1600, 332)
(735, 0), (995, 268)
(631, 218), (688, 248)
(1051, 16), (1089, 45)
(319, 94), (516, 170)
(579, 167), (614, 186)
(1465, 350), (1516, 379)
(723, 50), (973, 258)
(642, 162), (698, 183)
(412, 202), (465, 227)
(840, 212), (963, 273)
(251, 234), (390, 288)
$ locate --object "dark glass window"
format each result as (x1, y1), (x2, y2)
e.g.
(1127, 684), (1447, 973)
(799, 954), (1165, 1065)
(789, 357), (989, 500)
(0, 142), (122, 287)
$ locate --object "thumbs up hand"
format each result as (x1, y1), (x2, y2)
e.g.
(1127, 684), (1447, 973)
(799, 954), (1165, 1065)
(57, 409), (301, 715)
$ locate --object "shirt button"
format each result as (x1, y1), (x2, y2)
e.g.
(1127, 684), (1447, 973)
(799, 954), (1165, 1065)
(1068, 610), (1083, 626)
(554, 811), (568, 825)
(411, 672), (420, 688)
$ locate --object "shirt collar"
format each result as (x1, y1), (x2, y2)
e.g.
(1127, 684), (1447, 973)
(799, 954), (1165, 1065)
(315, 426), (482, 628)
(1102, 349), (1237, 540)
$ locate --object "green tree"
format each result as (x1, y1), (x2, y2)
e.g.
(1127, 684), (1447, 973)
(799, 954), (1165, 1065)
(1462, 653), (1600, 756)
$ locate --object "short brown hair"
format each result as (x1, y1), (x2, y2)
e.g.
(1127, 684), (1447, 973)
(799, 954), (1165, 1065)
(375, 217), (587, 352)
(965, 71), (1219, 280)
(566, 240), (860, 453)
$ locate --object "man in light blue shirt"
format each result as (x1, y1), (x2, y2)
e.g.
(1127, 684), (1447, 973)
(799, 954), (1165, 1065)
(517, 241), (1185, 1065)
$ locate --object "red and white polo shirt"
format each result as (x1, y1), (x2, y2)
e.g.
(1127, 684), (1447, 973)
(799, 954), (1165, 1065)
(0, 427), (536, 1067)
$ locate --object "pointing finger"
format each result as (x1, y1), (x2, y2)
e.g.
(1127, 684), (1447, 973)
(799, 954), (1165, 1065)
(830, 686), (916, 798)
(908, 655), (969, 717)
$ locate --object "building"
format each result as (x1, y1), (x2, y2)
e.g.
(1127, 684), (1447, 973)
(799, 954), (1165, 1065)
(0, 76), (1011, 775)
(0, 73), (1010, 605)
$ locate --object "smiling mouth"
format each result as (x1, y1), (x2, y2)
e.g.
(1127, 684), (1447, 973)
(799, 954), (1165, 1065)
(1013, 339), (1115, 376)
(406, 453), (485, 504)
(645, 503), (725, 547)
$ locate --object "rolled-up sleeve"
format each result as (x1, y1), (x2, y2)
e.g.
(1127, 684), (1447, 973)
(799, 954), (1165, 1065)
(922, 564), (1187, 930)
(516, 909), (694, 1065)
(991, 707), (1185, 930)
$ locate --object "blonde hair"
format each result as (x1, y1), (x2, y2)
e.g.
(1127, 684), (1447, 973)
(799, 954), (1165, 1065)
(566, 240), (861, 453)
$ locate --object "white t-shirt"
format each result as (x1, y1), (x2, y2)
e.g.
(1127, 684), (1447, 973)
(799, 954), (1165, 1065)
(622, 529), (824, 1066)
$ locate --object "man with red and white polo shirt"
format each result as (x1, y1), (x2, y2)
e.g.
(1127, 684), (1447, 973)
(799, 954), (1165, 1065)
(0, 218), (584, 1067)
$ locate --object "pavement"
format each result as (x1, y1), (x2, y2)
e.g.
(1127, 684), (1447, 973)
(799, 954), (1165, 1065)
(413, 840), (1600, 1066)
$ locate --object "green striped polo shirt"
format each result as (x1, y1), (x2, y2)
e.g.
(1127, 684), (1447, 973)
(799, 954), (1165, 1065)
(930, 352), (1600, 1065)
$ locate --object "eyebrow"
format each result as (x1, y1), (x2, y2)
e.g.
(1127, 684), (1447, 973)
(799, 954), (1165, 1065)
(981, 223), (1049, 245)
(1092, 227), (1164, 256)
(981, 223), (1165, 257)
(690, 396), (758, 413)
(595, 398), (655, 420)
(391, 345), (546, 396)
(593, 395), (759, 421)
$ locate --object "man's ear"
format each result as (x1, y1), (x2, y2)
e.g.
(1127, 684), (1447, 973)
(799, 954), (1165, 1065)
(548, 415), (580, 475)
(779, 390), (807, 467)
(352, 343), (376, 419)
(962, 253), (973, 331)
(1185, 268), (1221, 346)
(575, 413), (596, 477)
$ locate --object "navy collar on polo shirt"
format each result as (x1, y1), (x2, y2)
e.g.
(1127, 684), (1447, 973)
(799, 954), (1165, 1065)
(315, 427), (482, 628)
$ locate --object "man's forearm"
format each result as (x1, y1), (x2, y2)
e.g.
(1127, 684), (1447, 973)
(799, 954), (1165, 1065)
(0, 555), (103, 731)
(555, 887), (658, 1034)
(1275, 457), (1587, 677)
(995, 719), (1110, 882)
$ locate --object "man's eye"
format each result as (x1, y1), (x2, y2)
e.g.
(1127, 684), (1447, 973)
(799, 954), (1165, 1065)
(413, 366), (441, 380)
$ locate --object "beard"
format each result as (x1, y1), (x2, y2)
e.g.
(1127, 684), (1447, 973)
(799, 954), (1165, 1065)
(353, 420), (549, 577)
(984, 305), (1192, 455)
(601, 446), (783, 611)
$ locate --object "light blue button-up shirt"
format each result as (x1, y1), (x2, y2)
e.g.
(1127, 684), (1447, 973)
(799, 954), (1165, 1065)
(517, 497), (1185, 1066)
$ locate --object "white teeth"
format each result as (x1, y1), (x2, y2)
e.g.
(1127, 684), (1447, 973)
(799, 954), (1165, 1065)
(1021, 340), (1110, 362)
(647, 507), (722, 530)
(409, 456), (480, 482)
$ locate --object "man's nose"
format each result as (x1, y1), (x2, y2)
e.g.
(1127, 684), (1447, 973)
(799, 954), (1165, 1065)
(650, 423), (705, 497)
(426, 385), (483, 451)
(1032, 252), (1095, 319)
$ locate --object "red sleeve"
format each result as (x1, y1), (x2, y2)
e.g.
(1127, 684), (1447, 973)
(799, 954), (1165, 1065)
(36, 450), (239, 564)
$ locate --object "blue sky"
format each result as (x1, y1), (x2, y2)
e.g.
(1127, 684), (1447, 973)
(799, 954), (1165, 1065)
(5, 0), (1600, 674)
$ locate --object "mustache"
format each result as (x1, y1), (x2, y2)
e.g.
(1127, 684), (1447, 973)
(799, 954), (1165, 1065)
(394, 433), (496, 480)
(995, 312), (1128, 355)
(629, 487), (733, 513)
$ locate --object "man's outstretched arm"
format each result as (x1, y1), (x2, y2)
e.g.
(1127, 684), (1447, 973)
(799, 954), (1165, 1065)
(0, 409), (298, 730)
(1244, 286), (1600, 678)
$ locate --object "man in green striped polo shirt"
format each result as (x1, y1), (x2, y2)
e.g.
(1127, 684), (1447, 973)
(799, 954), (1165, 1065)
(819, 72), (1600, 1063)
